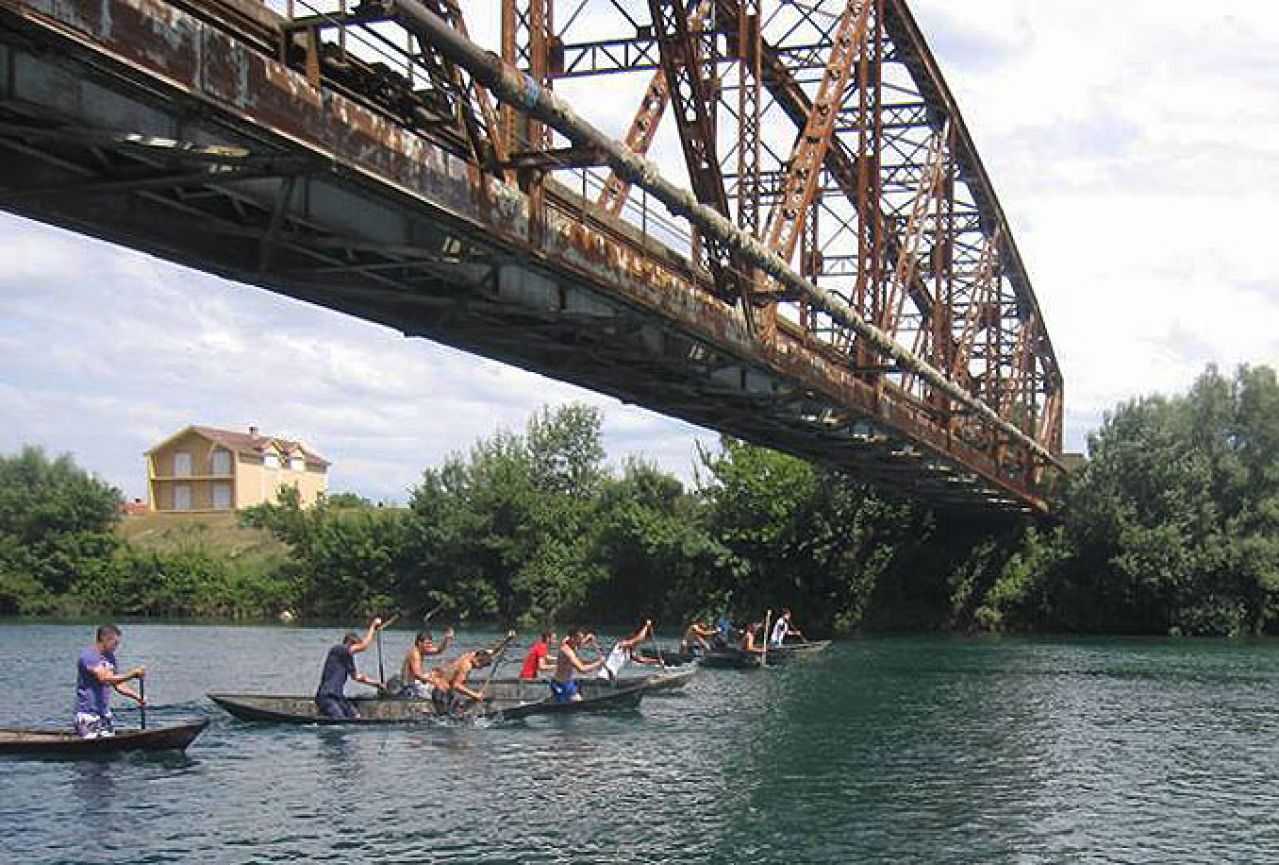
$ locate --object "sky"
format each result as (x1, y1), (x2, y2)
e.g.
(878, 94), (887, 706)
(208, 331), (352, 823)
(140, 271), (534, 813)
(3, 1), (1278, 502)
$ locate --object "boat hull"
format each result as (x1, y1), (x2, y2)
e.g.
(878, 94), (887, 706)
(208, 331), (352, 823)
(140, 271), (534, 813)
(0, 721), (209, 757)
(209, 686), (647, 725)
(765, 641), (832, 665)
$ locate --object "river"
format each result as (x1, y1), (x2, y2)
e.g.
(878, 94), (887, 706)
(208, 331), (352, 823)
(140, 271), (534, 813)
(3, 623), (1279, 863)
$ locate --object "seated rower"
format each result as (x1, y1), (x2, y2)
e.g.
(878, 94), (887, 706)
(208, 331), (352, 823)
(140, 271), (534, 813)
(769, 608), (805, 648)
(595, 620), (660, 680)
(518, 630), (557, 681)
(429, 631), (514, 716)
(397, 628), (454, 697)
(551, 628), (605, 703)
(75, 624), (146, 739)
(680, 620), (718, 655)
(314, 618), (384, 720)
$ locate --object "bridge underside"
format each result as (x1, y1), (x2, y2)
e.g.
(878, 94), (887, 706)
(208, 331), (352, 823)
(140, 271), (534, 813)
(0, 0), (1061, 513)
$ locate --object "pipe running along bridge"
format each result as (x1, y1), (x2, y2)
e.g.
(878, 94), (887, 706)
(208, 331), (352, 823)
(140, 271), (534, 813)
(0, 0), (1065, 513)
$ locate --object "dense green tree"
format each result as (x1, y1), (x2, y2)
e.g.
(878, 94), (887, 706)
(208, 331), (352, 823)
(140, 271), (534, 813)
(0, 447), (122, 613)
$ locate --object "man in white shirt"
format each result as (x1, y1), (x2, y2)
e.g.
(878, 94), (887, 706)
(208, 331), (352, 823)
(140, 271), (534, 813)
(769, 608), (805, 648)
(595, 620), (660, 680)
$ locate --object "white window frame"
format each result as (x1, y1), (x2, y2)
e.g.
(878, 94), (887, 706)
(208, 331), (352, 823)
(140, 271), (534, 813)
(289, 456), (305, 472)
(264, 453), (280, 470)
(212, 482), (232, 510)
(173, 451), (193, 477)
(173, 484), (192, 511)
(211, 449), (232, 476)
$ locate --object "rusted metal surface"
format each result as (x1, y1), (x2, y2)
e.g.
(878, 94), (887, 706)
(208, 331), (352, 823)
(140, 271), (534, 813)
(0, 0), (1064, 512)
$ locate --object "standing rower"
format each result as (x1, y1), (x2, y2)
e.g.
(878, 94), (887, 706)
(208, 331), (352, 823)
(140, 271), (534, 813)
(397, 628), (454, 697)
(518, 630), (557, 680)
(74, 624), (146, 739)
(314, 618), (383, 719)
(769, 608), (805, 647)
(595, 620), (660, 680)
(551, 628), (605, 702)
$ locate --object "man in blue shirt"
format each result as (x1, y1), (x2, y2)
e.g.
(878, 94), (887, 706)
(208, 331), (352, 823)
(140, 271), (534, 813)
(315, 618), (383, 719)
(75, 624), (146, 738)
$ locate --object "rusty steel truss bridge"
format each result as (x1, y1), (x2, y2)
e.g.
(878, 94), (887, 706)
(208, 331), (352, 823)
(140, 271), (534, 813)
(0, 0), (1065, 513)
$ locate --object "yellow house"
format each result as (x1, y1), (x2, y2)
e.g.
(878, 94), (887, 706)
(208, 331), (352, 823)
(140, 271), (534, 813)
(145, 425), (329, 512)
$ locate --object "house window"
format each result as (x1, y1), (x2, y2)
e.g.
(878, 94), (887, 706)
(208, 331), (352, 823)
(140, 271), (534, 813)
(212, 483), (232, 510)
(212, 450), (232, 475)
(173, 484), (192, 511)
(174, 451), (192, 477)
(264, 453), (279, 470)
(289, 457), (305, 472)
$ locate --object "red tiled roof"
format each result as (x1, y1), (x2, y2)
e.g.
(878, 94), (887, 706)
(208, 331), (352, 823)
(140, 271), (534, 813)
(189, 425), (331, 467)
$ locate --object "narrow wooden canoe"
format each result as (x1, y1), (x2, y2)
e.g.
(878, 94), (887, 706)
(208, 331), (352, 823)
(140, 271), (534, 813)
(634, 647), (702, 666)
(765, 640), (832, 665)
(699, 649), (765, 670)
(0, 720), (209, 757)
(208, 685), (647, 725)
(469, 665), (696, 699)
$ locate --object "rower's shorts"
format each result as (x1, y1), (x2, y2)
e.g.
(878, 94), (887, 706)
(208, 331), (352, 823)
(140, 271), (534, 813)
(74, 711), (115, 739)
(548, 679), (580, 704)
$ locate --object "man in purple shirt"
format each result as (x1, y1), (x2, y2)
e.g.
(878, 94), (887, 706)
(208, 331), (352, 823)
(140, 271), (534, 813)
(315, 617), (383, 719)
(75, 624), (146, 738)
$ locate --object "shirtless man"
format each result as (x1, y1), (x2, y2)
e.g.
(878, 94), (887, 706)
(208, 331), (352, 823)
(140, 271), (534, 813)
(398, 628), (454, 697)
(429, 630), (515, 716)
(739, 619), (768, 656)
(680, 620), (718, 654)
(551, 628), (605, 703)
(595, 620), (661, 680)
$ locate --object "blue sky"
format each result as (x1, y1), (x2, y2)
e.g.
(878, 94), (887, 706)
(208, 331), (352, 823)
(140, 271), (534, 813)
(3, 1), (1278, 502)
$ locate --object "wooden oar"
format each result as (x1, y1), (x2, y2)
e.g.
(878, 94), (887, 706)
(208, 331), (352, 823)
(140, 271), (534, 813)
(472, 631), (516, 712)
(422, 602), (445, 624)
(648, 622), (667, 672)
(761, 609), (773, 668)
(139, 675), (147, 731)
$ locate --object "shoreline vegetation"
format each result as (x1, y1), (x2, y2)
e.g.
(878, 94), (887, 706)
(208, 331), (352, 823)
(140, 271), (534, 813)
(4, 363), (1278, 637)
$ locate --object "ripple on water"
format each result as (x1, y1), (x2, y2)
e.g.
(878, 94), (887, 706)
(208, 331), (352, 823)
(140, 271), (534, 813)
(6, 626), (1279, 862)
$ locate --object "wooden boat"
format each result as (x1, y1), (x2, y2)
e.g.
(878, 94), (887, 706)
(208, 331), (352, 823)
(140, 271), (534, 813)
(634, 646), (701, 666)
(0, 720), (209, 757)
(208, 685), (646, 725)
(698, 649), (765, 670)
(765, 640), (832, 665)
(471, 665), (696, 699)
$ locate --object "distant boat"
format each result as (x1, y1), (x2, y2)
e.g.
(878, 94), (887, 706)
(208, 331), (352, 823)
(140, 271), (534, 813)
(208, 685), (646, 725)
(0, 721), (209, 758)
(699, 640), (832, 669)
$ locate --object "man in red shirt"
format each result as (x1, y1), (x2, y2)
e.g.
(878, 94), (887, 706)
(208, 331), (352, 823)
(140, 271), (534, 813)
(518, 630), (557, 680)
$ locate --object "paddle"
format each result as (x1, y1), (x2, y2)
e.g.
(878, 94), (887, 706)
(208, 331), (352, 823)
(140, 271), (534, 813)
(470, 630), (516, 714)
(422, 601), (446, 624)
(761, 609), (773, 668)
(648, 621), (667, 673)
(374, 614), (400, 695)
(138, 674), (147, 730)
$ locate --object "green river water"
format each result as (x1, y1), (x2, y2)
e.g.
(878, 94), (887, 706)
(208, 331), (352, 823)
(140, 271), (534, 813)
(3, 622), (1278, 863)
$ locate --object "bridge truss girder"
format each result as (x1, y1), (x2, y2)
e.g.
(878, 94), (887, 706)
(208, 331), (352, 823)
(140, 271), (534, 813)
(0, 0), (1064, 512)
